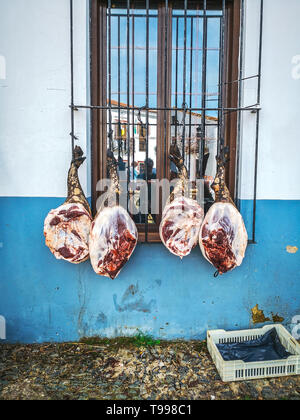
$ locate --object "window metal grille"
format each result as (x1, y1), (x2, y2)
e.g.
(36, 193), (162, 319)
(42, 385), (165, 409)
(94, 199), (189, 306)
(69, 0), (264, 244)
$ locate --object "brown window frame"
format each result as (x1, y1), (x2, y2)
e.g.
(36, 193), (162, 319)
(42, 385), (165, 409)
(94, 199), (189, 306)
(90, 0), (241, 243)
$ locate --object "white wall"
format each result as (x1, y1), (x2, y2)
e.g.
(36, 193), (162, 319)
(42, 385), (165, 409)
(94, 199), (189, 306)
(0, 0), (88, 197)
(0, 0), (299, 200)
(240, 0), (300, 200)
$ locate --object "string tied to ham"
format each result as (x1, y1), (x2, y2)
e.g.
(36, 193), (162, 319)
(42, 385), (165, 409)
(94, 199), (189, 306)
(199, 146), (248, 275)
(89, 149), (138, 279)
(160, 144), (204, 259)
(44, 146), (92, 264)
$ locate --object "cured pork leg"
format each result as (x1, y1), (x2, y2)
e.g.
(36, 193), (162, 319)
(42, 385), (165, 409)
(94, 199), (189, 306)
(159, 145), (204, 258)
(44, 147), (92, 264)
(199, 154), (248, 274)
(89, 152), (138, 279)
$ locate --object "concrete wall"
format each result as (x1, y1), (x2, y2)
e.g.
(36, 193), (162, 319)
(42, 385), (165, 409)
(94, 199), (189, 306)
(0, 0), (299, 343)
(0, 0), (89, 198)
(239, 0), (300, 201)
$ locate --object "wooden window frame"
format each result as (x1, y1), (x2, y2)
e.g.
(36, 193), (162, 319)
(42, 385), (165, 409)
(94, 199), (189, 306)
(90, 0), (241, 242)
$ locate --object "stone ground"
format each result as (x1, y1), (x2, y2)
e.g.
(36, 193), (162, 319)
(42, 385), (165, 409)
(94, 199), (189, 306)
(0, 338), (299, 400)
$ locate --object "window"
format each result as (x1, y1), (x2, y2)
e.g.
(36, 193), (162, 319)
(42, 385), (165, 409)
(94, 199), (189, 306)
(90, 0), (241, 242)
(139, 124), (147, 152)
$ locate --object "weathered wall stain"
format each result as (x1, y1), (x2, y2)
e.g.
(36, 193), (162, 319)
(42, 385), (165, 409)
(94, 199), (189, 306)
(96, 312), (108, 328)
(251, 304), (270, 324)
(251, 305), (285, 324)
(122, 284), (138, 301)
(272, 313), (284, 323)
(113, 284), (156, 313)
(286, 246), (298, 254)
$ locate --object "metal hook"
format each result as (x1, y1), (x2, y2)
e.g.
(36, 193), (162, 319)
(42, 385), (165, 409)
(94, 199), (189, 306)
(214, 270), (219, 278)
(70, 133), (78, 141)
(218, 145), (230, 166)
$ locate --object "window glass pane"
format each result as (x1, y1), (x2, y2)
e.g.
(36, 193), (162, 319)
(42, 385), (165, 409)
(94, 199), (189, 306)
(107, 1), (158, 223)
(170, 4), (221, 211)
(107, 0), (223, 226)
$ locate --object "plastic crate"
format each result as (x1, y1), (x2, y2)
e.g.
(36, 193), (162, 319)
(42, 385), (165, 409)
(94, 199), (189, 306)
(207, 324), (300, 382)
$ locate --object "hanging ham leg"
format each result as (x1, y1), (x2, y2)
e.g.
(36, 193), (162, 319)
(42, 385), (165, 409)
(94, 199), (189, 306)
(159, 145), (204, 258)
(44, 147), (92, 264)
(89, 152), (138, 279)
(199, 152), (248, 274)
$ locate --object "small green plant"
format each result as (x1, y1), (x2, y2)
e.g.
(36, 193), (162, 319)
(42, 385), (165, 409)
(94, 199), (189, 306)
(193, 340), (207, 353)
(78, 333), (161, 349)
(133, 331), (161, 347)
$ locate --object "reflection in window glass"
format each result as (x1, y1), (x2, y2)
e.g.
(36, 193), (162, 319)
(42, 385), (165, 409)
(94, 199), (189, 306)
(107, 1), (222, 219)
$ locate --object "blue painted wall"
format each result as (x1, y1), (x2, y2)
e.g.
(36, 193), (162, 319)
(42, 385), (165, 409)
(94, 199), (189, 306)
(0, 197), (299, 343)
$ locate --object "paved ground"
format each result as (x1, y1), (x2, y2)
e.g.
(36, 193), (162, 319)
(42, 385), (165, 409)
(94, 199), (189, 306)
(0, 338), (299, 400)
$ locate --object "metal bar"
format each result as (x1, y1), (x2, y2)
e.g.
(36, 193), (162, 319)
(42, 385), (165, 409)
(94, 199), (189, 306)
(257, 0), (264, 106)
(174, 17), (179, 140)
(217, 0), (226, 161)
(163, 0), (168, 179)
(194, 9), (200, 111)
(188, 17), (193, 176)
(110, 13), (222, 18)
(69, 0), (75, 158)
(72, 104), (261, 112)
(111, 91), (219, 96)
(106, 121), (219, 128)
(224, 102), (261, 115)
(145, 0), (150, 242)
(110, 46), (220, 51)
(252, 0), (264, 243)
(118, 15), (121, 159)
(108, 0), (112, 149)
(235, 0), (245, 208)
(200, 0), (207, 178)
(181, 0), (187, 161)
(109, 12), (158, 18)
(131, 8), (135, 183)
(173, 13), (221, 18)
(110, 12), (222, 18)
(225, 74), (260, 85)
(126, 0), (130, 212)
